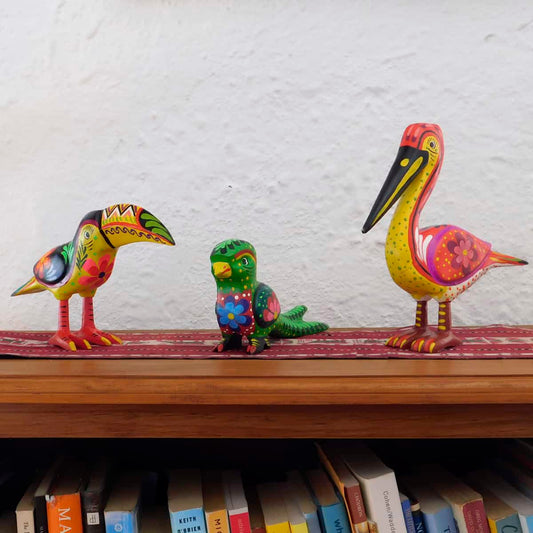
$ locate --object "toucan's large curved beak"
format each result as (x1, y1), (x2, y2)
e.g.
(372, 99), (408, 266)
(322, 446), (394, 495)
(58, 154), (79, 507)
(362, 146), (428, 233)
(99, 204), (175, 247)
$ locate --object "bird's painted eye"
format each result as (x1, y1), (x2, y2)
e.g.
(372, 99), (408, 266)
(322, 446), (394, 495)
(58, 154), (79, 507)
(84, 231), (90, 239)
(241, 257), (249, 266)
(429, 141), (436, 149)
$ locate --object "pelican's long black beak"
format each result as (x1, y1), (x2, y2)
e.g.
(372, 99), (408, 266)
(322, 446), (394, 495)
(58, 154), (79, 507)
(362, 146), (428, 233)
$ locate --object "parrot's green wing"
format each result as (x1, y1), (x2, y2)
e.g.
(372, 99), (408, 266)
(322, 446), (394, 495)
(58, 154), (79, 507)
(253, 282), (280, 329)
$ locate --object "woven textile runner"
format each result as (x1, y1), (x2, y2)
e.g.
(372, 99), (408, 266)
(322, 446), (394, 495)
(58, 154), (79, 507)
(0, 326), (531, 359)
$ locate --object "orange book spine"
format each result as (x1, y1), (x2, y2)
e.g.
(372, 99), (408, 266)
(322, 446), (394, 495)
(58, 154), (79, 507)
(206, 509), (230, 533)
(47, 493), (84, 533)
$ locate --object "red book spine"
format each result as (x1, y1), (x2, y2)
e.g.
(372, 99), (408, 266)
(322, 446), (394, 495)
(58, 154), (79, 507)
(344, 484), (367, 524)
(463, 500), (490, 533)
(230, 511), (252, 533)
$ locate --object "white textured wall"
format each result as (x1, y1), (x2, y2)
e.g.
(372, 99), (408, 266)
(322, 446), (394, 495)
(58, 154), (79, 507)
(1, 0), (532, 331)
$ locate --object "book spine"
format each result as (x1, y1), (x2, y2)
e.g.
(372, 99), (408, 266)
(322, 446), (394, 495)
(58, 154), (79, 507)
(303, 512), (321, 533)
(46, 494), (84, 533)
(462, 501), (489, 533)
(520, 515), (533, 533)
(316, 444), (368, 533)
(104, 511), (137, 533)
(81, 491), (105, 533)
(400, 498), (415, 533)
(411, 502), (426, 533)
(16, 509), (35, 533)
(265, 523), (291, 533)
(422, 509), (458, 533)
(359, 475), (408, 533)
(206, 510), (230, 533)
(170, 508), (208, 533)
(289, 523), (308, 533)
(521, 515), (533, 533)
(320, 503), (352, 533)
(229, 511), (252, 533)
(345, 486), (369, 533)
(34, 496), (48, 533)
(489, 514), (522, 533)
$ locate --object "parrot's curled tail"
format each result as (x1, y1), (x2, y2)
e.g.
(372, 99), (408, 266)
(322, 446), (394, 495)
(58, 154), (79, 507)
(270, 305), (329, 338)
(11, 276), (45, 297)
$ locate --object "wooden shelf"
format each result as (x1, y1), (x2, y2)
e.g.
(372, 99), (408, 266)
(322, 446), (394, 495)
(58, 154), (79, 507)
(1, 354), (532, 439)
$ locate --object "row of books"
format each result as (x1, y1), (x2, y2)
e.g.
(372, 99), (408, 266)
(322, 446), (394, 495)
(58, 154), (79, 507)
(1, 439), (533, 533)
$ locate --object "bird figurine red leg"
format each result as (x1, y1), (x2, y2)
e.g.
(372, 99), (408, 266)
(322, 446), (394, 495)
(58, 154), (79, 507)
(362, 123), (527, 353)
(76, 296), (122, 346)
(12, 204), (175, 351)
(49, 300), (91, 351)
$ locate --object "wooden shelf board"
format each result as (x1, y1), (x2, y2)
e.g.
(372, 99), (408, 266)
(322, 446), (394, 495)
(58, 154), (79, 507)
(0, 404), (530, 439)
(1, 329), (532, 438)
(0, 358), (532, 406)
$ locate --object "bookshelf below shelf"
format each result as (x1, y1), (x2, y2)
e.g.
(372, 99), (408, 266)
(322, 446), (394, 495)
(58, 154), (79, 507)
(1, 333), (533, 439)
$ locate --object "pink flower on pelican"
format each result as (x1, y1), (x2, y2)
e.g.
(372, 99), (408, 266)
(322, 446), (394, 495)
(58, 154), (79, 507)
(447, 233), (478, 273)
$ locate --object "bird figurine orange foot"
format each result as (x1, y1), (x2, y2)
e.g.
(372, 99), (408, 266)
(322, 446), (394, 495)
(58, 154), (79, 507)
(362, 123), (527, 353)
(12, 204), (175, 351)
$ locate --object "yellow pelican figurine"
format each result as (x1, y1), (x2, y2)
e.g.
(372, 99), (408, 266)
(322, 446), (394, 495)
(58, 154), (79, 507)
(362, 123), (527, 353)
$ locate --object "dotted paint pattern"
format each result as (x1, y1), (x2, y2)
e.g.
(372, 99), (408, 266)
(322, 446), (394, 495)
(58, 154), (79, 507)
(215, 291), (255, 337)
(427, 226), (491, 286)
(253, 283), (280, 330)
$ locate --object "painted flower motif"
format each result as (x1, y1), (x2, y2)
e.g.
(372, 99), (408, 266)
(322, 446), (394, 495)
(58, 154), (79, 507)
(263, 295), (281, 323)
(447, 233), (478, 272)
(78, 255), (115, 287)
(216, 296), (252, 331)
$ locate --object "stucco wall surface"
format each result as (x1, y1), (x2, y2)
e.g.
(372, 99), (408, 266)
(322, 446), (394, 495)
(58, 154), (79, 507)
(1, 0), (532, 331)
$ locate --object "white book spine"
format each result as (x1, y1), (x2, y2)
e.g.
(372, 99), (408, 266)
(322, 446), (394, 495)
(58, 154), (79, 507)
(15, 510), (35, 533)
(518, 515), (530, 533)
(358, 472), (407, 533)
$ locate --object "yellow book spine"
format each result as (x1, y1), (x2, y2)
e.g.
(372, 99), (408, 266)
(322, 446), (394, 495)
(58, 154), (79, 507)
(289, 522), (309, 533)
(206, 510), (231, 533)
(266, 521), (291, 533)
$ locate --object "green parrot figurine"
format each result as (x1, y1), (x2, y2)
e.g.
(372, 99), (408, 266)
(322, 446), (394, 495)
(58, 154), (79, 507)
(210, 239), (329, 354)
(12, 203), (175, 351)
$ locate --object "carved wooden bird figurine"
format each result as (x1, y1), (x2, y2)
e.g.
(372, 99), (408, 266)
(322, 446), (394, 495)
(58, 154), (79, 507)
(12, 204), (175, 351)
(211, 239), (328, 354)
(362, 123), (527, 353)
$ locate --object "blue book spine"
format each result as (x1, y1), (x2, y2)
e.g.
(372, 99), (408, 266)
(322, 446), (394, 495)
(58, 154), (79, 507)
(170, 507), (208, 533)
(493, 514), (523, 533)
(303, 511), (321, 533)
(422, 508), (458, 533)
(411, 502), (426, 533)
(105, 511), (139, 533)
(400, 495), (416, 533)
(319, 502), (352, 533)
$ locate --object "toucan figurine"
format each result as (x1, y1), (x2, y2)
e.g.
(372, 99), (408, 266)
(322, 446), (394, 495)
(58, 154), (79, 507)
(362, 123), (527, 353)
(210, 239), (328, 354)
(12, 204), (175, 351)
